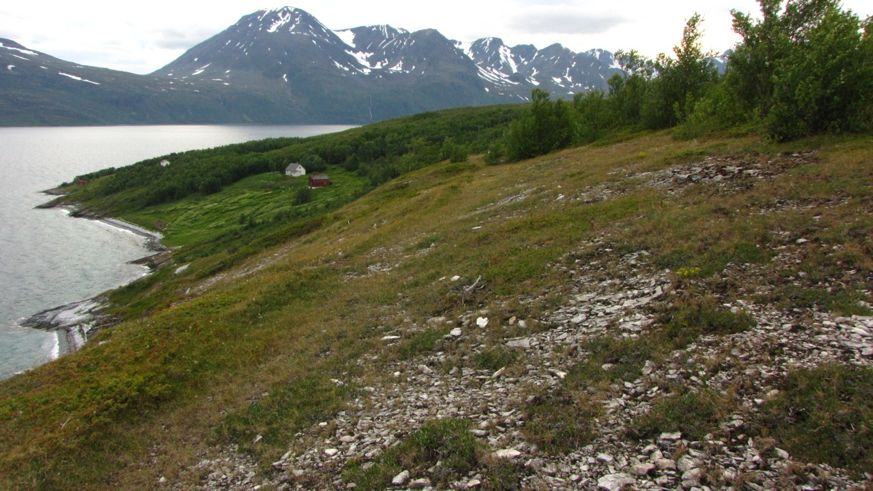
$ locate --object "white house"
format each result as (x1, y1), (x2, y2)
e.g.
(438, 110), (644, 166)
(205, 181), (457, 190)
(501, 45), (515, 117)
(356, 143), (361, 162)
(285, 163), (306, 177)
(160, 159), (171, 168)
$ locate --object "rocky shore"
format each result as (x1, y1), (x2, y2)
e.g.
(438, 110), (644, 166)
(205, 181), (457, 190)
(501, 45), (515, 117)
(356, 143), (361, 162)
(21, 197), (170, 357)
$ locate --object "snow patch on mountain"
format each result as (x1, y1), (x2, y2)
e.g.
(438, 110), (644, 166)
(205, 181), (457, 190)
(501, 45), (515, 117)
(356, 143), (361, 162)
(58, 72), (100, 85)
(334, 29), (356, 49)
(266, 9), (293, 33)
(0, 41), (37, 56)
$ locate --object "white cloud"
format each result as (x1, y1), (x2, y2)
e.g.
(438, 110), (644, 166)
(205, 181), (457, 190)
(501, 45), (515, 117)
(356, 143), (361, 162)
(0, 0), (870, 74)
(511, 11), (626, 35)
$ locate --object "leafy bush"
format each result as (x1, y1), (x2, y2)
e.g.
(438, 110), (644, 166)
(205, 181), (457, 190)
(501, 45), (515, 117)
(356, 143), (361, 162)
(728, 0), (873, 141)
(293, 186), (313, 205)
(504, 89), (575, 161)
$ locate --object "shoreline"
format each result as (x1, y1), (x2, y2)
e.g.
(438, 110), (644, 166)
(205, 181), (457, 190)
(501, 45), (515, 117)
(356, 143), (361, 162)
(21, 195), (170, 359)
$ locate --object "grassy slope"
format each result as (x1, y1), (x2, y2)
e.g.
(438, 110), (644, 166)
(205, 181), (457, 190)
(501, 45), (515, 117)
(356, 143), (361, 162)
(1, 130), (871, 488)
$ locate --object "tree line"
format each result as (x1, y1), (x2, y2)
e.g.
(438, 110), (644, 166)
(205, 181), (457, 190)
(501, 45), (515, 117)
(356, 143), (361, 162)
(70, 105), (522, 211)
(498, 0), (872, 162)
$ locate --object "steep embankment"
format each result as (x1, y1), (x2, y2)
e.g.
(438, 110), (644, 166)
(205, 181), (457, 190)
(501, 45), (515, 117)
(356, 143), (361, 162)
(0, 131), (871, 489)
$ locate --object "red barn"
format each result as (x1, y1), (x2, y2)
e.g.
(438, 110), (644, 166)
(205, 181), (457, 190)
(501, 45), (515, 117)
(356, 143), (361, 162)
(308, 174), (331, 188)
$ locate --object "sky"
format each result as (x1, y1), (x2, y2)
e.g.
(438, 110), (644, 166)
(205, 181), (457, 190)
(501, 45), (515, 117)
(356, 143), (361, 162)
(1, 0), (870, 74)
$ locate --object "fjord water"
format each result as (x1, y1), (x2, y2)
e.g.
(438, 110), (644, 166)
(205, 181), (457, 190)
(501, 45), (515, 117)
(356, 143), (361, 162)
(0, 124), (352, 380)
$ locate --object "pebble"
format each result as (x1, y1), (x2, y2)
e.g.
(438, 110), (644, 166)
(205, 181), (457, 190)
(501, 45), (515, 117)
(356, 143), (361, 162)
(597, 473), (635, 491)
(494, 449), (522, 459)
(391, 470), (410, 486)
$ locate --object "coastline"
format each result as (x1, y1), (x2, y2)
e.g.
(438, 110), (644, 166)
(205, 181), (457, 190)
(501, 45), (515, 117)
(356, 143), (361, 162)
(21, 195), (170, 359)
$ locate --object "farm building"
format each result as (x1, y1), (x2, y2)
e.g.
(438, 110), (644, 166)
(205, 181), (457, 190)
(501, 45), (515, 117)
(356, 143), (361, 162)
(308, 174), (331, 188)
(285, 163), (306, 177)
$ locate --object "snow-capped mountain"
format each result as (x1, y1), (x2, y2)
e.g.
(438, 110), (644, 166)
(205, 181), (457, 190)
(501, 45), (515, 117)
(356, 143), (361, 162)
(1, 7), (623, 126)
(463, 37), (622, 99)
(155, 7), (621, 105)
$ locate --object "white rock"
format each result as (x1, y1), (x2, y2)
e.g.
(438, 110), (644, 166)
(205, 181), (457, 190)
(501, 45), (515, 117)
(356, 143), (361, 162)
(633, 463), (655, 476)
(494, 448), (521, 459)
(774, 447), (790, 460)
(548, 369), (567, 379)
(659, 431), (682, 442)
(174, 264), (190, 275)
(681, 468), (703, 485)
(381, 335), (401, 341)
(465, 479), (481, 488)
(391, 470), (410, 486)
(449, 327), (462, 337)
(506, 338), (531, 349)
(517, 320), (528, 329)
(324, 448), (339, 457)
(597, 473), (635, 491)
(451, 275), (461, 281)
(409, 478), (431, 488)
(476, 316), (489, 328)
(677, 455), (698, 472)
(596, 452), (614, 463)
(655, 458), (676, 470)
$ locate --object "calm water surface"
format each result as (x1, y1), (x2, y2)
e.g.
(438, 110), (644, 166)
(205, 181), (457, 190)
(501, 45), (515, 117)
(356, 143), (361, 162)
(0, 124), (352, 379)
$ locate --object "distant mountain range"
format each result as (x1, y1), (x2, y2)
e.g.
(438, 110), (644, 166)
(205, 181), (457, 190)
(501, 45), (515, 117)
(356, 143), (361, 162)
(0, 7), (630, 126)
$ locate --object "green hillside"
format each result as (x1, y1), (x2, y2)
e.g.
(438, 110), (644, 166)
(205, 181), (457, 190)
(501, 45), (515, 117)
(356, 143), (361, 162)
(3, 120), (872, 487)
(2, 2), (872, 487)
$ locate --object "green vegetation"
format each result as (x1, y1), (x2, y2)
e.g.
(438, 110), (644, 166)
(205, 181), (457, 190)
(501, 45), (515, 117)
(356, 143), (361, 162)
(2, 122), (871, 488)
(567, 299), (754, 391)
(523, 389), (599, 454)
(475, 347), (519, 372)
(568, 336), (657, 385)
(64, 105), (522, 213)
(344, 418), (479, 490)
(660, 297), (756, 348)
(2, 6), (873, 484)
(758, 365), (873, 475)
(218, 376), (351, 455)
(632, 389), (729, 441)
(495, 1), (873, 163)
(770, 285), (872, 316)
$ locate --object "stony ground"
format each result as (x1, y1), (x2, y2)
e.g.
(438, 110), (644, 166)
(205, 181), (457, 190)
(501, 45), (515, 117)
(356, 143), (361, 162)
(185, 153), (872, 490)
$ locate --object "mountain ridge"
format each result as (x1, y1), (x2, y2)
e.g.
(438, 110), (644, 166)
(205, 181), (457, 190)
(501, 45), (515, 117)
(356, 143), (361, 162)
(1, 6), (623, 125)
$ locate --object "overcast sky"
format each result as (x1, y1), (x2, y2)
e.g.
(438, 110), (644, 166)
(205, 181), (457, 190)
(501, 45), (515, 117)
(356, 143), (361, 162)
(1, 1), (870, 74)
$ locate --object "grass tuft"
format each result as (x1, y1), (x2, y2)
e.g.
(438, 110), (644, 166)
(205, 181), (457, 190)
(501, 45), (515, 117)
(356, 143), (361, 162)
(758, 365), (873, 475)
(344, 418), (478, 490)
(475, 347), (519, 372)
(660, 297), (755, 348)
(522, 389), (599, 454)
(631, 389), (729, 441)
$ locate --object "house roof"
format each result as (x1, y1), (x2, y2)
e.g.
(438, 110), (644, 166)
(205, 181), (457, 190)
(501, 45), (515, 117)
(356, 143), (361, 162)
(285, 163), (303, 170)
(310, 173), (330, 180)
